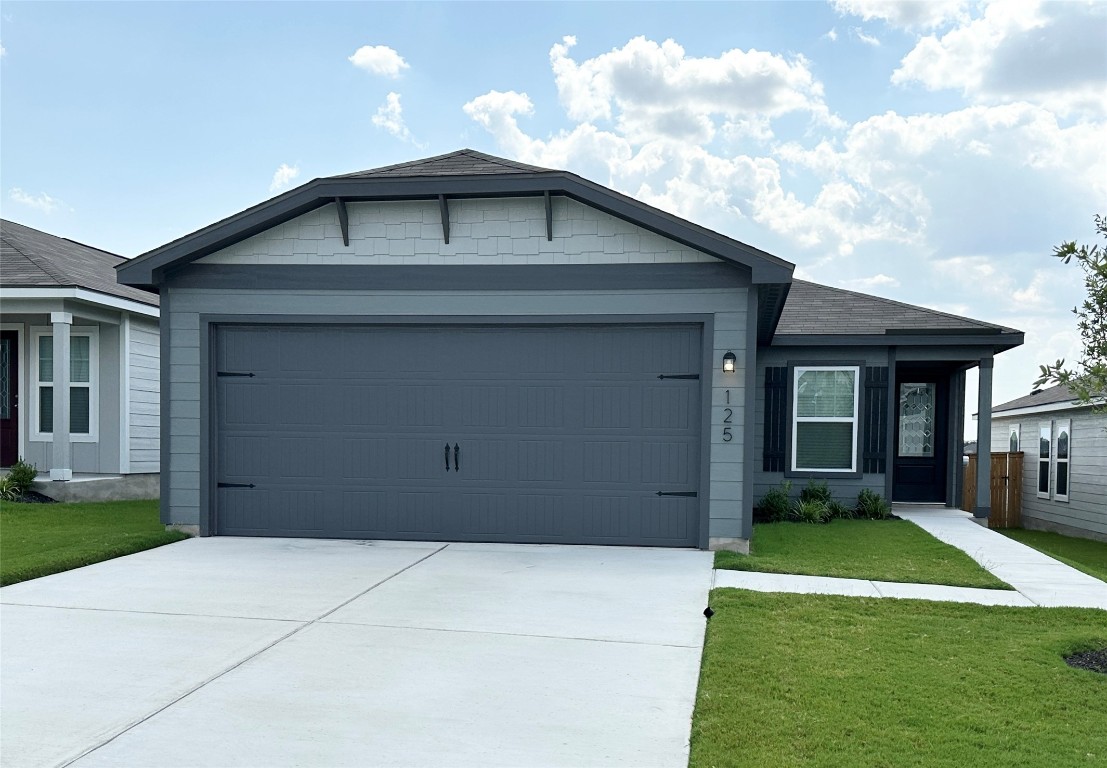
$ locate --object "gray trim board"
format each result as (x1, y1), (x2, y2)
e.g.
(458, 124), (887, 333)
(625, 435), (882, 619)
(698, 316), (715, 550)
(884, 346), (896, 502)
(742, 293), (758, 539)
(166, 263), (753, 292)
(159, 288), (171, 526)
(773, 333), (1023, 350)
(199, 317), (213, 536)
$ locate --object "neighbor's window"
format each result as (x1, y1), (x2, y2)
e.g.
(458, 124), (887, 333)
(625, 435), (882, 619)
(1009, 424), (1020, 453)
(1037, 423), (1051, 498)
(791, 366), (859, 472)
(33, 329), (97, 439)
(1054, 419), (1070, 503)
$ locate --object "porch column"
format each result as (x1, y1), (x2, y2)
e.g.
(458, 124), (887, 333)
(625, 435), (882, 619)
(50, 312), (72, 481)
(974, 356), (993, 518)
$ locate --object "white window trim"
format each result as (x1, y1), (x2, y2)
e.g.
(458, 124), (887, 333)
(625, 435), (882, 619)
(790, 365), (860, 473)
(1054, 419), (1070, 503)
(1036, 422), (1051, 500)
(30, 326), (99, 443)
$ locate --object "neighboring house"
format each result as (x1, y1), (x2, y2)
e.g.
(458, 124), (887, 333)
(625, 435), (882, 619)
(991, 384), (1106, 542)
(1, 219), (160, 498)
(963, 441), (978, 456)
(116, 149), (1022, 550)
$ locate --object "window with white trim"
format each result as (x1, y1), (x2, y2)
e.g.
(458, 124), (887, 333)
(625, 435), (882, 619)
(1037, 423), (1051, 498)
(31, 328), (98, 441)
(1008, 424), (1020, 453)
(791, 366), (859, 472)
(1054, 419), (1070, 503)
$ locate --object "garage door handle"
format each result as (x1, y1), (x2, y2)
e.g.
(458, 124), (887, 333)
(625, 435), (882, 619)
(218, 482), (255, 489)
(454, 443), (460, 472)
(445, 443), (451, 472)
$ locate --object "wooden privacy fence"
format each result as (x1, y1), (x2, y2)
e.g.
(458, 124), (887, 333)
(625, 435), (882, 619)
(962, 452), (1023, 528)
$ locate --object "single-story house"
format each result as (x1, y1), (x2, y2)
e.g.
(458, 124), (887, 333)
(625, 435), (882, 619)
(116, 149), (1022, 550)
(991, 384), (1106, 542)
(1, 219), (160, 498)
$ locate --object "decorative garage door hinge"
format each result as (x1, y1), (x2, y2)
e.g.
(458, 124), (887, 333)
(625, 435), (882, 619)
(656, 373), (700, 380)
(218, 482), (256, 488)
(656, 491), (698, 497)
(217, 371), (255, 377)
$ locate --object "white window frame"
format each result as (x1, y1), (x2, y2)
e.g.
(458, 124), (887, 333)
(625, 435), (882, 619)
(790, 365), (860, 473)
(1054, 419), (1070, 503)
(1008, 424), (1020, 453)
(31, 326), (99, 443)
(1036, 422), (1051, 499)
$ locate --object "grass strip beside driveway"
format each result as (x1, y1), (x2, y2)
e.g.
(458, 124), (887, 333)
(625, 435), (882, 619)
(714, 519), (1009, 589)
(691, 589), (1107, 768)
(0, 500), (188, 586)
(1000, 528), (1107, 584)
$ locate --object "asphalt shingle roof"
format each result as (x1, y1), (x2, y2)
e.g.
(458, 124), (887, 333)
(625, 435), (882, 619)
(1, 219), (159, 306)
(993, 383), (1082, 413)
(332, 149), (556, 179)
(777, 280), (1015, 336)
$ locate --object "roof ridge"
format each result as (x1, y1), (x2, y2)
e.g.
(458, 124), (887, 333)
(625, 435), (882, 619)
(331, 148), (556, 179)
(794, 279), (1002, 330)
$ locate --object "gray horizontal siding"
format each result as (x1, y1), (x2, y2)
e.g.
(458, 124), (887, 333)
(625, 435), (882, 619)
(992, 410), (1107, 537)
(128, 318), (160, 473)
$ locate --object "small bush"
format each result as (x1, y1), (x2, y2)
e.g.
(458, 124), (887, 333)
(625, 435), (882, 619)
(791, 499), (831, 524)
(800, 480), (833, 505)
(757, 481), (792, 522)
(6, 458), (38, 493)
(827, 500), (855, 520)
(856, 488), (891, 520)
(0, 475), (20, 501)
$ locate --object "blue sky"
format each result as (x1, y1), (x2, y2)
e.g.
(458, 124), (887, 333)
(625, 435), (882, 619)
(2, 1), (1105, 416)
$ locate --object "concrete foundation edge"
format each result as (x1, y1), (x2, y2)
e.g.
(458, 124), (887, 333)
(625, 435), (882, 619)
(167, 524), (200, 537)
(31, 473), (160, 502)
(709, 537), (750, 554)
(1020, 516), (1107, 544)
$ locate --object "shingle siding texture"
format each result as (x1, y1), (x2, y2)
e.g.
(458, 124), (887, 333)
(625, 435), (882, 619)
(197, 197), (716, 267)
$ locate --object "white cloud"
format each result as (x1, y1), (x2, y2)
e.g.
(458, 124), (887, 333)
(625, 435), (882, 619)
(892, 1), (1107, 117)
(824, 28), (839, 42)
(852, 27), (881, 46)
(841, 273), (900, 290)
(0, 41), (6, 57)
(831, 0), (969, 30)
(372, 92), (423, 146)
(269, 163), (300, 192)
(8, 188), (62, 213)
(348, 45), (409, 78)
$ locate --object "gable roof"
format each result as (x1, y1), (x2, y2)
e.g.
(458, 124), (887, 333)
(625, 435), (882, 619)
(333, 149), (554, 178)
(1, 219), (159, 307)
(773, 280), (1021, 348)
(993, 383), (1092, 414)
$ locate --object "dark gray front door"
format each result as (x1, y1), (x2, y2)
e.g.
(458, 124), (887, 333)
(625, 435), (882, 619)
(214, 324), (702, 546)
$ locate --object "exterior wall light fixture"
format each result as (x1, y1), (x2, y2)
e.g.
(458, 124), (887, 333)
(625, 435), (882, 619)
(722, 351), (736, 374)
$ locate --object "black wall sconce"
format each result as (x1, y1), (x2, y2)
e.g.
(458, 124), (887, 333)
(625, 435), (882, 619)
(722, 351), (736, 373)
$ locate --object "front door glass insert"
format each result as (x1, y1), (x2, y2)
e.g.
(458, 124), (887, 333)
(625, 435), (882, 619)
(898, 382), (935, 457)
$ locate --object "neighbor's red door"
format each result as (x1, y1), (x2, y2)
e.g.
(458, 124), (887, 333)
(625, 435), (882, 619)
(1, 330), (19, 467)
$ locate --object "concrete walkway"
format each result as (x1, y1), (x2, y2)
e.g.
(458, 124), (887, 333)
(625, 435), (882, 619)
(715, 506), (1106, 611)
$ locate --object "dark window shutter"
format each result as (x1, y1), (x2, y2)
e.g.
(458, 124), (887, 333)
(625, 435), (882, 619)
(763, 366), (788, 472)
(863, 366), (889, 474)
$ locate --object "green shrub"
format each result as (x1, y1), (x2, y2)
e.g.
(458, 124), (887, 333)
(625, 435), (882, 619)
(0, 475), (20, 501)
(800, 479), (833, 505)
(6, 458), (38, 493)
(791, 499), (831, 524)
(757, 481), (793, 522)
(856, 488), (891, 520)
(827, 500), (855, 520)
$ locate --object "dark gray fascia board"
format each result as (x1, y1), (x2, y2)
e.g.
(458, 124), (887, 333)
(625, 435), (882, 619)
(116, 172), (796, 287)
(771, 332), (1024, 351)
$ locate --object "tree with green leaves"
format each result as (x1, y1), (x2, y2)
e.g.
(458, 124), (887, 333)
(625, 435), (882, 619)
(1035, 214), (1106, 410)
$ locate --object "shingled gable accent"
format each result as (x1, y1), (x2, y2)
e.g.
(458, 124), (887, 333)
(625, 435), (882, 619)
(115, 149), (794, 290)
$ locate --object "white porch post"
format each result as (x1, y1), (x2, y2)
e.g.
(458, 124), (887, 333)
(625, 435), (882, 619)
(50, 312), (72, 481)
(974, 356), (993, 519)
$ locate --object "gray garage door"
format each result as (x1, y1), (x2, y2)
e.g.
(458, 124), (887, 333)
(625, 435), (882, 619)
(214, 324), (702, 546)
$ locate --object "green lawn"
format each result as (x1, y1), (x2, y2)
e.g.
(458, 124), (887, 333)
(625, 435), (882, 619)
(0, 500), (189, 586)
(1000, 528), (1107, 583)
(714, 520), (1009, 589)
(691, 589), (1107, 768)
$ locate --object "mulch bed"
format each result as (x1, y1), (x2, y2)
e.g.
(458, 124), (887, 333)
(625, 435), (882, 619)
(1065, 648), (1107, 674)
(6, 490), (57, 504)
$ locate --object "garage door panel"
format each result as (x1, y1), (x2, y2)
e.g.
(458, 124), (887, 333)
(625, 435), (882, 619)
(214, 324), (702, 546)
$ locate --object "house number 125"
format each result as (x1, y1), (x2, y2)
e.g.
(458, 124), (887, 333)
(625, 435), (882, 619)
(722, 389), (733, 442)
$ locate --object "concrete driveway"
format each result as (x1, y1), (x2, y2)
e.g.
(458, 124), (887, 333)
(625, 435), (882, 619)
(1, 538), (713, 768)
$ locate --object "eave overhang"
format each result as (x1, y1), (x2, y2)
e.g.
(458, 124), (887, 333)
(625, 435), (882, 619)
(770, 330), (1024, 353)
